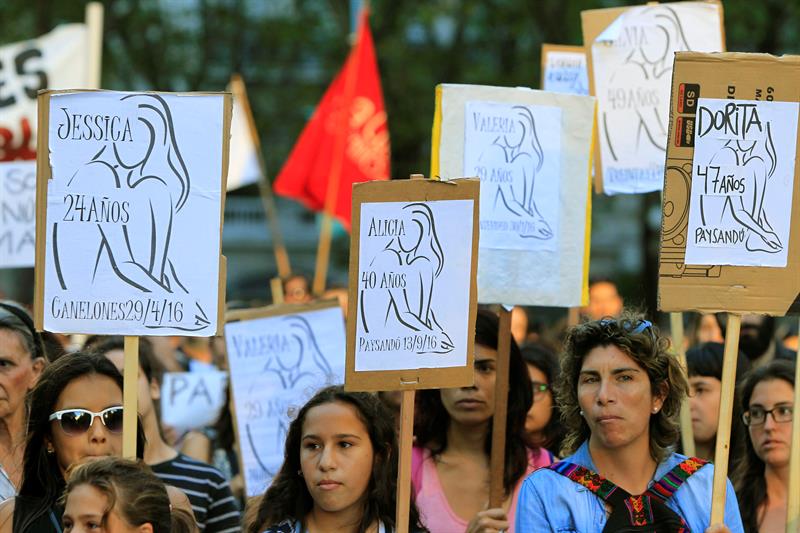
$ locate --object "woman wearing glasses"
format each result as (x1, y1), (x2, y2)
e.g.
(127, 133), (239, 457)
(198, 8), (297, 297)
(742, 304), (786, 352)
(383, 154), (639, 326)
(734, 359), (796, 533)
(520, 343), (563, 457)
(0, 352), (143, 532)
(516, 314), (744, 532)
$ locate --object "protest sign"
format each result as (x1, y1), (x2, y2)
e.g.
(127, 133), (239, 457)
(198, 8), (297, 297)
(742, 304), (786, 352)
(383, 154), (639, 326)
(160, 371), (228, 434)
(34, 90), (231, 336)
(659, 51), (800, 526)
(345, 178), (480, 392)
(582, 1), (724, 194)
(0, 24), (88, 162)
(540, 44), (589, 95)
(431, 84), (595, 307)
(659, 53), (800, 315)
(0, 161), (36, 267)
(226, 300), (346, 498)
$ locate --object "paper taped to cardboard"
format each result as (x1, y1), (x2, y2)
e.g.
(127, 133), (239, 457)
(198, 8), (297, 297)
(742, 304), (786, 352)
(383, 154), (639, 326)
(432, 84), (595, 307)
(39, 91), (228, 335)
(585, 2), (724, 195)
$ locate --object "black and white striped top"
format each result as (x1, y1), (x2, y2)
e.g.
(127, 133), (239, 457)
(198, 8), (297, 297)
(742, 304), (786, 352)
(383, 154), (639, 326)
(151, 453), (241, 533)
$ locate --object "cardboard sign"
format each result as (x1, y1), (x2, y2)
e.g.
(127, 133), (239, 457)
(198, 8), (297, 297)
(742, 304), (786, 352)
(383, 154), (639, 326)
(160, 371), (228, 434)
(582, 1), (725, 195)
(345, 178), (479, 391)
(0, 161), (36, 267)
(431, 84), (595, 307)
(225, 301), (346, 497)
(541, 44), (589, 95)
(0, 25), (88, 161)
(34, 90), (231, 335)
(659, 52), (800, 315)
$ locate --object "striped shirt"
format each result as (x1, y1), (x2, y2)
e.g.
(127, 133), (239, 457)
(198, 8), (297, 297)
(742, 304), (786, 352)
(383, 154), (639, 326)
(151, 453), (241, 533)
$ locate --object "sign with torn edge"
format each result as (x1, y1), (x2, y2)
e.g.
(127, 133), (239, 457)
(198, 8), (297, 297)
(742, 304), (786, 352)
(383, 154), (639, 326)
(160, 370), (228, 434)
(541, 44), (589, 95)
(432, 84), (595, 307)
(659, 52), (800, 315)
(346, 178), (479, 391)
(583, 1), (725, 195)
(34, 90), (231, 335)
(225, 300), (346, 497)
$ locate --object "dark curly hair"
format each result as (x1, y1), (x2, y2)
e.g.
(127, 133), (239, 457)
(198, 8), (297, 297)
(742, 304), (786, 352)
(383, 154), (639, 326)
(414, 309), (533, 495)
(244, 385), (425, 533)
(557, 312), (688, 462)
(733, 359), (795, 533)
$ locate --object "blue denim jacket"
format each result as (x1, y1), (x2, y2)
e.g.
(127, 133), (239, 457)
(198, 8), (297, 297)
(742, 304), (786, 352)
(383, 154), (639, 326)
(515, 442), (744, 532)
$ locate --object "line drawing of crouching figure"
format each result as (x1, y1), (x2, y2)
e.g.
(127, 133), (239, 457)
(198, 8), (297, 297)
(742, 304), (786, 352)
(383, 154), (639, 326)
(360, 203), (454, 354)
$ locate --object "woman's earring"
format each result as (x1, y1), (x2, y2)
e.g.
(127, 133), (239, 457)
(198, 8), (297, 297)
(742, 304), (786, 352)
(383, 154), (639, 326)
(579, 410), (584, 416)
(297, 470), (303, 477)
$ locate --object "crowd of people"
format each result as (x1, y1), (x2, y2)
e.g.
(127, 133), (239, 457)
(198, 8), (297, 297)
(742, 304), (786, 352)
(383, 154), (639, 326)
(0, 274), (796, 532)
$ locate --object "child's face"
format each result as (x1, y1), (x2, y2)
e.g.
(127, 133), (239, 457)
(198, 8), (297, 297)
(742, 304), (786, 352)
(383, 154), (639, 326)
(300, 401), (375, 519)
(63, 483), (147, 533)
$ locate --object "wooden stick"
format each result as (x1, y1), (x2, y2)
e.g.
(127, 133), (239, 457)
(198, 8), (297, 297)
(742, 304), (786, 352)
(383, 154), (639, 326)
(270, 277), (285, 305)
(230, 75), (292, 279)
(670, 312), (695, 457)
(489, 307), (512, 507)
(710, 313), (741, 525)
(786, 316), (800, 533)
(395, 390), (415, 533)
(122, 336), (139, 459)
(567, 307), (580, 327)
(84, 2), (104, 89)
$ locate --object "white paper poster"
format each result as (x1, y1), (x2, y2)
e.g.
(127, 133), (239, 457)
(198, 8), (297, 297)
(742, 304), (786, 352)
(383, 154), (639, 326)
(592, 3), (723, 194)
(225, 306), (346, 497)
(354, 199), (473, 371)
(685, 98), (799, 267)
(0, 24), (88, 161)
(464, 101), (561, 251)
(543, 51), (589, 95)
(42, 91), (225, 335)
(160, 371), (228, 434)
(0, 161), (36, 268)
(227, 93), (261, 191)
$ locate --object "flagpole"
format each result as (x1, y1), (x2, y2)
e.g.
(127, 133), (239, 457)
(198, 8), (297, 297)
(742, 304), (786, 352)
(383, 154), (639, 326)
(312, 7), (366, 296)
(230, 74), (292, 279)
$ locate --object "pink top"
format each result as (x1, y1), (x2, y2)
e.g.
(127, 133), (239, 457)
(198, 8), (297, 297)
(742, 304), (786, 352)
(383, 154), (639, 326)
(411, 446), (553, 533)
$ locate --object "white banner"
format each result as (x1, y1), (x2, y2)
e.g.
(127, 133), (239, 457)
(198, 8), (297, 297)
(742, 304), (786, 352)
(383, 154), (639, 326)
(227, 93), (261, 190)
(0, 24), (88, 161)
(0, 161), (36, 268)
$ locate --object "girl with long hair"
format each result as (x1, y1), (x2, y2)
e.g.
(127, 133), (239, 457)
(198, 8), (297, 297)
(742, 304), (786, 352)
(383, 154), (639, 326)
(685, 342), (750, 469)
(0, 352), (146, 532)
(245, 386), (425, 533)
(62, 457), (195, 532)
(734, 359), (796, 533)
(516, 313), (744, 532)
(412, 309), (543, 533)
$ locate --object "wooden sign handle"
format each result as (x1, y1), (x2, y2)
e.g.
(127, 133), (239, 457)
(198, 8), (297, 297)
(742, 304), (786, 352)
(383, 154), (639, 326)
(395, 390), (415, 533)
(122, 335), (139, 459)
(84, 2), (104, 90)
(489, 307), (512, 508)
(271, 277), (285, 305)
(670, 312), (695, 457)
(786, 317), (800, 533)
(710, 313), (741, 525)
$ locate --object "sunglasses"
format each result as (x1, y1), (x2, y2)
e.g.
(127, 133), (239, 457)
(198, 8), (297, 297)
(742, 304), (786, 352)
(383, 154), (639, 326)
(48, 406), (124, 436)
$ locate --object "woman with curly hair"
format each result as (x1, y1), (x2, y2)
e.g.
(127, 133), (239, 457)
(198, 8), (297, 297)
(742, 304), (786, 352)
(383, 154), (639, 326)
(412, 309), (544, 533)
(244, 385), (425, 533)
(516, 313), (744, 532)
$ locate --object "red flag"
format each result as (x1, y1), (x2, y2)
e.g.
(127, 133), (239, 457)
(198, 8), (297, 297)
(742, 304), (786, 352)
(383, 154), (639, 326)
(274, 9), (390, 230)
